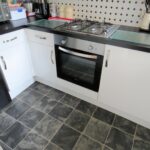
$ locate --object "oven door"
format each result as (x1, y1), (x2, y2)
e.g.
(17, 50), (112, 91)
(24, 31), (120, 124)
(55, 45), (103, 92)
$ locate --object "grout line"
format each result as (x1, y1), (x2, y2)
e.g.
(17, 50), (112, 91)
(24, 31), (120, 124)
(131, 124), (137, 150)
(102, 114), (116, 150)
(0, 139), (13, 150)
(72, 106), (100, 149)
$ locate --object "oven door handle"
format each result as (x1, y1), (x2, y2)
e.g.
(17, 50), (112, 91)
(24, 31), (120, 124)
(58, 46), (97, 59)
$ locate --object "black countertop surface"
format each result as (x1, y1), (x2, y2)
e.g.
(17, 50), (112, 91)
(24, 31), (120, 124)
(0, 16), (150, 53)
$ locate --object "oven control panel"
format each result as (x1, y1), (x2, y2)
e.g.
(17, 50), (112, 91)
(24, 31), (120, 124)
(55, 34), (105, 56)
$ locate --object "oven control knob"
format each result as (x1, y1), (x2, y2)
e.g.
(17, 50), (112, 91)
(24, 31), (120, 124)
(88, 45), (94, 51)
(61, 39), (67, 45)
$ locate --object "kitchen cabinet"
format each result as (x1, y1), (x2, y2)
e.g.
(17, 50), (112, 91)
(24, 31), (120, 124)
(26, 29), (57, 86)
(99, 45), (150, 128)
(0, 30), (34, 99)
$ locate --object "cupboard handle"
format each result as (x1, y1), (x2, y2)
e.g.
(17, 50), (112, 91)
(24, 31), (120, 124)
(0, 56), (7, 70)
(105, 50), (111, 67)
(35, 35), (47, 40)
(51, 50), (54, 64)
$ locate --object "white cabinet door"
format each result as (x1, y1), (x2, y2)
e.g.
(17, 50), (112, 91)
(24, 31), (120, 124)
(29, 42), (56, 84)
(99, 45), (150, 128)
(0, 42), (34, 99)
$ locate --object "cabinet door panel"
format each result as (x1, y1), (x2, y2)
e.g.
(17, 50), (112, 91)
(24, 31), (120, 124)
(30, 42), (56, 82)
(0, 42), (33, 96)
(99, 45), (150, 127)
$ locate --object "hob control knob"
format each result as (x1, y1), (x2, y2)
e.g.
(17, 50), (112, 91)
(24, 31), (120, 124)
(61, 39), (67, 45)
(88, 45), (94, 51)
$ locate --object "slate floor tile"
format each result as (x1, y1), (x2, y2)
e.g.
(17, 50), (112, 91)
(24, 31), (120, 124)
(47, 89), (65, 101)
(0, 140), (12, 150)
(49, 103), (73, 122)
(136, 125), (150, 142)
(52, 125), (80, 150)
(93, 107), (115, 125)
(0, 112), (16, 134)
(5, 101), (30, 119)
(133, 138), (150, 150)
(60, 94), (81, 108)
(14, 132), (48, 150)
(103, 146), (112, 150)
(84, 118), (110, 143)
(30, 82), (51, 95)
(0, 122), (29, 149)
(44, 142), (62, 150)
(33, 96), (58, 113)
(76, 100), (96, 116)
(66, 110), (90, 132)
(34, 115), (63, 139)
(16, 88), (31, 100)
(106, 127), (133, 150)
(113, 115), (136, 135)
(19, 90), (43, 106)
(73, 135), (102, 150)
(19, 108), (44, 128)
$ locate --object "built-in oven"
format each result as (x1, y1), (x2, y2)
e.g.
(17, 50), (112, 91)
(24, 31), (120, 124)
(54, 35), (105, 92)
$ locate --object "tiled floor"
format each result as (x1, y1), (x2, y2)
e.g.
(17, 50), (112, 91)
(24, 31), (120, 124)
(0, 82), (150, 150)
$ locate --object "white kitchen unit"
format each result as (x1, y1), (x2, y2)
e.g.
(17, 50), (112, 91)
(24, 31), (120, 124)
(0, 30), (34, 99)
(99, 45), (150, 128)
(25, 29), (57, 87)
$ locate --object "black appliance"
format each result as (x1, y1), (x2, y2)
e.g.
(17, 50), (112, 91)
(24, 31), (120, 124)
(33, 0), (50, 19)
(0, 67), (11, 110)
(54, 35), (105, 92)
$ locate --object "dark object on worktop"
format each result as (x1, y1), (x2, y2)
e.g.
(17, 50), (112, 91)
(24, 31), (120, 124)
(0, 67), (11, 110)
(33, 0), (50, 19)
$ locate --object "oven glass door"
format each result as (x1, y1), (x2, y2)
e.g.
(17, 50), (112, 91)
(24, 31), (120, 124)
(55, 45), (103, 92)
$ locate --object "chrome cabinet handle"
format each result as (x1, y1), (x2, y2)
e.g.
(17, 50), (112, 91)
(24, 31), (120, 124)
(0, 56), (7, 70)
(58, 46), (97, 59)
(3, 36), (17, 43)
(105, 50), (111, 67)
(51, 50), (54, 64)
(35, 35), (47, 40)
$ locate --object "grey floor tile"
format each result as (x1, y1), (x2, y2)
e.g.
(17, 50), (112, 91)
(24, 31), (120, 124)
(106, 127), (133, 150)
(47, 89), (65, 101)
(60, 94), (81, 108)
(19, 108), (44, 128)
(103, 146), (112, 150)
(76, 100), (96, 116)
(52, 125), (80, 150)
(33, 96), (58, 113)
(113, 115), (136, 135)
(136, 125), (150, 142)
(133, 138), (150, 150)
(19, 90), (43, 106)
(49, 103), (73, 122)
(66, 110), (90, 132)
(0, 112), (16, 134)
(16, 88), (31, 100)
(84, 118), (110, 143)
(93, 107), (115, 125)
(34, 115), (63, 139)
(0, 122), (29, 149)
(44, 142), (62, 150)
(73, 135), (102, 150)
(30, 82), (51, 95)
(14, 132), (48, 150)
(5, 101), (30, 119)
(0, 140), (12, 150)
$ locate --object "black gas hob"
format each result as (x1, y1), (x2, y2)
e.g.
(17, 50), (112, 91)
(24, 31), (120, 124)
(56, 19), (120, 38)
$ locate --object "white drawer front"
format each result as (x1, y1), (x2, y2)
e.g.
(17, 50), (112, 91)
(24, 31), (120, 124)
(26, 29), (54, 46)
(0, 30), (25, 49)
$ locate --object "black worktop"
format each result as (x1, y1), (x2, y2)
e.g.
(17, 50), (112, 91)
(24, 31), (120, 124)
(0, 16), (150, 53)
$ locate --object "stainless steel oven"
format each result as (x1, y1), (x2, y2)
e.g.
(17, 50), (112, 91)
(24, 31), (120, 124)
(54, 35), (105, 92)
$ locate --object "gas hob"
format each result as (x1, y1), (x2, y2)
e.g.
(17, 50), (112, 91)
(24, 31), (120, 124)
(56, 19), (120, 38)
